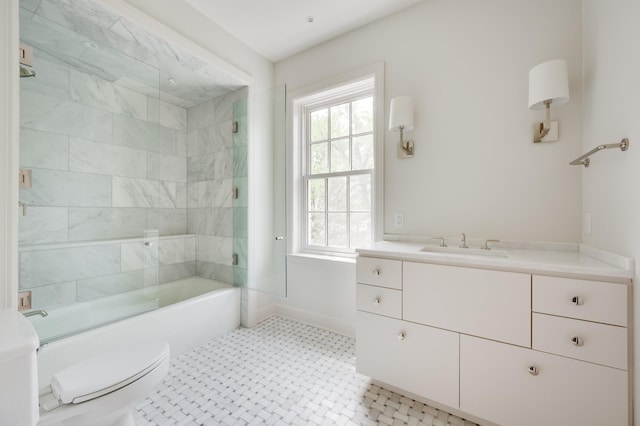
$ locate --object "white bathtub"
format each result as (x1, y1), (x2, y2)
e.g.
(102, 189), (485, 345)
(31, 276), (241, 385)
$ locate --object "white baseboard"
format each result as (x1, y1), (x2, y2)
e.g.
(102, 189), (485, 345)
(261, 303), (356, 337)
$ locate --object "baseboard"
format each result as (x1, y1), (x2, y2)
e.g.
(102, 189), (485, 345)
(267, 303), (355, 337)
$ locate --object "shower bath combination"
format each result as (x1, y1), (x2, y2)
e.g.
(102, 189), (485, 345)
(19, 42), (36, 78)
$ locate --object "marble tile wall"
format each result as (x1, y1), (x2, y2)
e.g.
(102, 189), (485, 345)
(187, 88), (248, 286)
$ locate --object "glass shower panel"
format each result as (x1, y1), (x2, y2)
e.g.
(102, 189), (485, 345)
(18, 3), (161, 343)
(234, 84), (287, 297)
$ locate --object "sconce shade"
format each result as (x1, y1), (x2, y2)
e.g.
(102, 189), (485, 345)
(389, 96), (414, 131)
(528, 59), (570, 110)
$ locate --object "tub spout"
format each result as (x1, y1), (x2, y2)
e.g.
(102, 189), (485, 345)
(23, 309), (48, 318)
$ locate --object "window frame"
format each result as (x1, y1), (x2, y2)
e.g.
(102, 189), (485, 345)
(288, 64), (384, 257)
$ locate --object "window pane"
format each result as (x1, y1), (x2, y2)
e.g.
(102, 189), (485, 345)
(350, 212), (371, 249)
(328, 213), (348, 247)
(308, 178), (326, 212)
(331, 103), (349, 138)
(352, 135), (374, 170)
(310, 108), (328, 142)
(350, 174), (371, 212)
(328, 177), (347, 211)
(331, 138), (350, 173)
(310, 142), (328, 174)
(352, 97), (373, 134)
(308, 213), (326, 246)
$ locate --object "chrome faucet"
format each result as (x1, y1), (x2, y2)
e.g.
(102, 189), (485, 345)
(459, 233), (468, 249)
(23, 309), (48, 318)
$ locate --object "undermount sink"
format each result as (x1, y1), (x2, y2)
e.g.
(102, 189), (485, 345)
(420, 245), (509, 258)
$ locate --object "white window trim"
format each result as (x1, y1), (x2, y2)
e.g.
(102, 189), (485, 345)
(287, 63), (385, 257)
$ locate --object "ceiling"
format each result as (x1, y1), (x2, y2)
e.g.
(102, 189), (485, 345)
(184, 0), (424, 62)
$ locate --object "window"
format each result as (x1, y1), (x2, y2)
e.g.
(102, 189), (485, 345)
(300, 80), (376, 254)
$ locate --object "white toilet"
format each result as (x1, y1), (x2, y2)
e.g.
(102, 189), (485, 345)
(0, 310), (170, 426)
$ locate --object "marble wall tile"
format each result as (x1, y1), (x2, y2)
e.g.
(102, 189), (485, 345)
(233, 237), (248, 269)
(149, 209), (188, 235)
(214, 208), (233, 237)
(112, 176), (158, 208)
(68, 207), (147, 241)
(20, 169), (111, 207)
(158, 238), (186, 265)
(187, 208), (215, 236)
(197, 235), (232, 265)
(20, 52), (70, 100)
(234, 147), (248, 178)
(20, 0), (42, 12)
(159, 261), (196, 284)
(70, 69), (147, 120)
(232, 91), (249, 118)
(112, 114), (159, 152)
(20, 12), (90, 63)
(158, 181), (177, 208)
(149, 97), (187, 130)
(19, 207), (68, 245)
(76, 270), (145, 302)
(176, 183), (187, 209)
(69, 138), (147, 178)
(185, 237), (196, 262)
(121, 241), (145, 272)
(21, 90), (112, 142)
(195, 260), (215, 280)
(233, 208), (248, 238)
(19, 243), (121, 287)
(213, 179), (233, 208)
(187, 182), (200, 208)
(233, 177), (248, 208)
(158, 126), (177, 155)
(234, 267), (247, 286)
(176, 131), (187, 157)
(187, 99), (214, 131)
(20, 128), (69, 171)
(187, 153), (217, 182)
(27, 281), (77, 310)
(232, 115), (248, 148)
(215, 149), (234, 179)
(147, 153), (187, 183)
(214, 265), (234, 284)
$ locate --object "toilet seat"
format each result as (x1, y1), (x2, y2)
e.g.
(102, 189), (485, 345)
(40, 341), (169, 412)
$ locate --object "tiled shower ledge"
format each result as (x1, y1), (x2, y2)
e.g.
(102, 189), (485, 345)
(18, 233), (196, 252)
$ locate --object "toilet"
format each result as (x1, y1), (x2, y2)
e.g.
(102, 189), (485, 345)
(0, 310), (170, 426)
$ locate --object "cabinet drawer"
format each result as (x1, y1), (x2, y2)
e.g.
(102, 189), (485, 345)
(356, 257), (402, 289)
(356, 284), (401, 319)
(533, 275), (627, 326)
(460, 335), (628, 426)
(356, 311), (459, 408)
(404, 262), (531, 347)
(533, 313), (627, 370)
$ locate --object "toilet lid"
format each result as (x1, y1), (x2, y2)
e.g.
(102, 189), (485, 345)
(51, 341), (170, 404)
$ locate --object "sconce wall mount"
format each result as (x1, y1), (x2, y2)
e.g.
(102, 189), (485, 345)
(389, 96), (414, 158)
(528, 59), (569, 143)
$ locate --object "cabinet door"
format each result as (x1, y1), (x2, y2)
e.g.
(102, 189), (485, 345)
(356, 284), (402, 319)
(460, 335), (628, 426)
(404, 262), (531, 347)
(356, 257), (402, 289)
(356, 311), (459, 408)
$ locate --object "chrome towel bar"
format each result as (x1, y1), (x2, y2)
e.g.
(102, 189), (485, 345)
(570, 138), (629, 167)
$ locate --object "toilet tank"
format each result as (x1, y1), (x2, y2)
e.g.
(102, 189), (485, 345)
(0, 309), (39, 426)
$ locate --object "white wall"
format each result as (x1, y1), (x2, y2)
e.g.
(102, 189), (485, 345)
(581, 0), (640, 418)
(264, 0), (584, 332)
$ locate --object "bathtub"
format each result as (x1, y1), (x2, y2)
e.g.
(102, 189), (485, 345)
(30, 276), (241, 385)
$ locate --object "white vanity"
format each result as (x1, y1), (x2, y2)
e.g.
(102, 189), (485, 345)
(356, 241), (633, 426)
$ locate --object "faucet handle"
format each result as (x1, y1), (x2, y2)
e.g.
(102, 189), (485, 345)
(432, 237), (447, 247)
(481, 239), (500, 250)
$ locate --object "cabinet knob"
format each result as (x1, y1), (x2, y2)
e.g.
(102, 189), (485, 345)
(372, 269), (381, 276)
(528, 366), (539, 376)
(397, 332), (405, 341)
(372, 297), (380, 305)
(571, 336), (584, 347)
(571, 296), (584, 306)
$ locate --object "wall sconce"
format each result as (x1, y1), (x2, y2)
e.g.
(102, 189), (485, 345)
(389, 96), (414, 158)
(528, 59), (570, 143)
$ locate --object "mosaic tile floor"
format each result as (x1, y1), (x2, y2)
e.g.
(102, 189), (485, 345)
(134, 316), (478, 426)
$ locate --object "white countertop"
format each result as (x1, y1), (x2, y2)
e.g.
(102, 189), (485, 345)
(357, 241), (634, 281)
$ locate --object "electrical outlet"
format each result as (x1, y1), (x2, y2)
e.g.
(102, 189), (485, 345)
(393, 213), (404, 228)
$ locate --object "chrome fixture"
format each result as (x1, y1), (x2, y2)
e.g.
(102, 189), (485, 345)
(23, 310), (48, 318)
(19, 43), (36, 78)
(19, 169), (32, 189)
(372, 269), (380, 276)
(20, 66), (36, 78)
(18, 201), (27, 216)
(372, 298), (380, 306)
(528, 366), (539, 376)
(571, 336), (584, 347)
(389, 96), (414, 158)
(481, 239), (500, 250)
(571, 296), (584, 306)
(528, 59), (569, 143)
(397, 332), (405, 341)
(432, 237), (447, 247)
(459, 233), (468, 249)
(570, 138), (629, 167)
(17, 291), (32, 311)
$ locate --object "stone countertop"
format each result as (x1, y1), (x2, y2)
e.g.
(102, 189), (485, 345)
(357, 241), (634, 281)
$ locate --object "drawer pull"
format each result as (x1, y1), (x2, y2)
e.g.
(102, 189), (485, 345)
(571, 336), (584, 347)
(397, 332), (405, 341)
(372, 297), (380, 305)
(528, 366), (539, 376)
(571, 296), (584, 306)
(372, 269), (381, 276)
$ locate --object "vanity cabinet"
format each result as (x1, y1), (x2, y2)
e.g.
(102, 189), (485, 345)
(356, 255), (631, 426)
